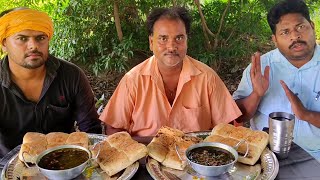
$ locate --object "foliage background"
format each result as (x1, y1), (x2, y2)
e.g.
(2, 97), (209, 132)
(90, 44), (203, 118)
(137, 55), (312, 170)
(1, 0), (320, 76)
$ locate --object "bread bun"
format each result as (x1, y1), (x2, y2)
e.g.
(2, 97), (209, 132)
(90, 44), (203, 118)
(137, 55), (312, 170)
(204, 123), (269, 165)
(91, 131), (147, 176)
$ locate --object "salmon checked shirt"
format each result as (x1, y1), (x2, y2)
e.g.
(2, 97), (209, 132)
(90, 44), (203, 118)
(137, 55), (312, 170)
(100, 55), (241, 136)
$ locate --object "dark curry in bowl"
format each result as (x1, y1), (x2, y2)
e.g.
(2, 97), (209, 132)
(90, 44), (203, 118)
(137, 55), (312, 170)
(38, 148), (89, 170)
(187, 146), (235, 166)
(185, 142), (239, 176)
(35, 145), (92, 180)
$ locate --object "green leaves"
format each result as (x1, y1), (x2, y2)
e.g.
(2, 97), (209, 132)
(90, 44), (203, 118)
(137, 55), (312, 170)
(1, 0), (319, 74)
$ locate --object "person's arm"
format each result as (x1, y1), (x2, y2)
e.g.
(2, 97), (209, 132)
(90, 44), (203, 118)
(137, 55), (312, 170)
(106, 125), (126, 135)
(99, 75), (134, 134)
(235, 52), (270, 123)
(73, 68), (102, 133)
(280, 80), (320, 128)
(235, 91), (263, 122)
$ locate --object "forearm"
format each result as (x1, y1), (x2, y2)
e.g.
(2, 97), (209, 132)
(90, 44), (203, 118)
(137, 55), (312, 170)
(235, 91), (263, 123)
(106, 125), (126, 135)
(75, 71), (102, 133)
(301, 110), (320, 128)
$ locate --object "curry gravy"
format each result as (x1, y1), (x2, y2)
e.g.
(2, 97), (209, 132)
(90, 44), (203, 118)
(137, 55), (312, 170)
(38, 148), (89, 170)
(187, 146), (235, 166)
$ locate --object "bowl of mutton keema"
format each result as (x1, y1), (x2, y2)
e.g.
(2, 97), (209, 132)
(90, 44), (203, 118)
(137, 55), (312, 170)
(35, 145), (91, 180)
(186, 142), (238, 176)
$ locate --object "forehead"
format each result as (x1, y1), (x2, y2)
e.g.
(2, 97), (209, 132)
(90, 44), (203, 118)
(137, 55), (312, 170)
(153, 18), (186, 35)
(11, 29), (47, 37)
(277, 13), (308, 28)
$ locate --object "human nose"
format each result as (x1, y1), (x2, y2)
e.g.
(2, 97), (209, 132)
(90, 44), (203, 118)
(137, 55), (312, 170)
(27, 38), (38, 50)
(166, 38), (177, 51)
(290, 29), (301, 40)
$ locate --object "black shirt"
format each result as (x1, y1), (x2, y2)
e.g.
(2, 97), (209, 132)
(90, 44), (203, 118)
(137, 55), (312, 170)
(0, 55), (102, 158)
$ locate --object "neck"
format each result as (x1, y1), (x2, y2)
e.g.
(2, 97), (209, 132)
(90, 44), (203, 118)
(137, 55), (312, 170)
(286, 45), (316, 68)
(288, 59), (310, 68)
(9, 62), (46, 82)
(158, 62), (183, 78)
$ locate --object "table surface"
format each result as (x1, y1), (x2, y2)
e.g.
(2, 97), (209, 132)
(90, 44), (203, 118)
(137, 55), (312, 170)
(1, 136), (320, 180)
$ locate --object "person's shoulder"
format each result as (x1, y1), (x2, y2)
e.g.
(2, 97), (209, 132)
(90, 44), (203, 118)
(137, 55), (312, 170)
(53, 56), (81, 71)
(50, 55), (84, 74)
(186, 55), (217, 75)
(48, 55), (87, 82)
(124, 57), (153, 78)
(260, 48), (281, 63)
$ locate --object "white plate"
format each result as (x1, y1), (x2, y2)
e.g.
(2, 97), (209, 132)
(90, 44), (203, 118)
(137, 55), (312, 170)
(1, 133), (139, 180)
(146, 131), (279, 180)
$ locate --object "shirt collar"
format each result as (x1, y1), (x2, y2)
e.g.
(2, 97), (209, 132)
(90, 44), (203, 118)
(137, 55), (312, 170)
(139, 55), (202, 95)
(273, 44), (320, 69)
(0, 54), (60, 88)
(0, 56), (11, 87)
(140, 55), (202, 77)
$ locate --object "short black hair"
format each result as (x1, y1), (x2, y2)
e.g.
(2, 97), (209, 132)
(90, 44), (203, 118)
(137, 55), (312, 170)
(267, 0), (311, 34)
(0, 7), (29, 17)
(146, 6), (191, 36)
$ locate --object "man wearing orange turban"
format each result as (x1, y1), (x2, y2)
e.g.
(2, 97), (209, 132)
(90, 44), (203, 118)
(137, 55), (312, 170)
(0, 8), (102, 158)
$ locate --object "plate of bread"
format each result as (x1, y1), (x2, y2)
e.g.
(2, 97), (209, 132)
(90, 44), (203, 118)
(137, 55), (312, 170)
(146, 124), (279, 180)
(2, 131), (148, 180)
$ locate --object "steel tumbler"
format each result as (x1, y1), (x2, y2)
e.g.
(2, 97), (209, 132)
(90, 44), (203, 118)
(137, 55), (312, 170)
(268, 112), (295, 159)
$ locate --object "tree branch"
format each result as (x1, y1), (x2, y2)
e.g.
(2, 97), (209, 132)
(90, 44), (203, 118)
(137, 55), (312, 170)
(113, 0), (123, 41)
(214, 0), (231, 49)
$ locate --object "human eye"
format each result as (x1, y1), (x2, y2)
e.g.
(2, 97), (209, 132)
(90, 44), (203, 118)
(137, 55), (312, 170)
(176, 35), (185, 42)
(36, 35), (47, 42)
(296, 24), (306, 32)
(279, 30), (289, 36)
(158, 36), (168, 44)
(16, 36), (28, 42)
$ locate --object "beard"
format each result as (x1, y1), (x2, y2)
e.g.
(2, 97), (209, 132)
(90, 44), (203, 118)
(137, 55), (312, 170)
(22, 51), (47, 69)
(22, 60), (46, 69)
(281, 40), (316, 61)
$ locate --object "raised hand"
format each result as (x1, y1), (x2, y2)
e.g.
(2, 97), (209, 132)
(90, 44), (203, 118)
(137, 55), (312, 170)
(250, 52), (270, 97)
(280, 80), (307, 119)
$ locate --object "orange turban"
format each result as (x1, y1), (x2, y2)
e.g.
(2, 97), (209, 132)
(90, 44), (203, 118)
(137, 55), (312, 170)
(0, 9), (54, 45)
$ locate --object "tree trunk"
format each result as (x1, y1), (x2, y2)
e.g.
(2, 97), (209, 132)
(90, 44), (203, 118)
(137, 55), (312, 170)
(194, 0), (231, 51)
(194, 0), (213, 50)
(214, 0), (231, 50)
(113, 0), (123, 42)
(172, 0), (177, 6)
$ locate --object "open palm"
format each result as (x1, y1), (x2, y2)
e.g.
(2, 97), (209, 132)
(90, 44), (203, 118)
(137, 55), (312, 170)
(250, 52), (270, 97)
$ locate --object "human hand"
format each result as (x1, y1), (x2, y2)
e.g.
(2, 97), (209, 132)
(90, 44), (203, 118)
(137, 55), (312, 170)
(250, 52), (270, 97)
(280, 80), (307, 119)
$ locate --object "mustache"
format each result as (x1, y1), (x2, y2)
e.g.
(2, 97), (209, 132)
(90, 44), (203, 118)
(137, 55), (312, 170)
(164, 51), (179, 56)
(25, 50), (43, 58)
(289, 40), (307, 49)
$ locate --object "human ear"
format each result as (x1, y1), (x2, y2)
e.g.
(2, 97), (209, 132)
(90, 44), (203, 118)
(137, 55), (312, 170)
(149, 35), (153, 51)
(1, 39), (7, 52)
(310, 21), (315, 30)
(271, 34), (278, 48)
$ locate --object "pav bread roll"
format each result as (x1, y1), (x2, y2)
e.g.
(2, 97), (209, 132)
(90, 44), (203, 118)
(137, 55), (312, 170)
(205, 123), (269, 165)
(162, 149), (185, 170)
(66, 132), (89, 149)
(107, 131), (132, 147)
(147, 126), (201, 170)
(91, 132), (147, 176)
(18, 142), (47, 164)
(107, 132), (148, 162)
(22, 132), (47, 145)
(19, 132), (47, 164)
(92, 141), (132, 176)
(46, 132), (69, 149)
(18, 131), (90, 164)
(147, 142), (168, 163)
